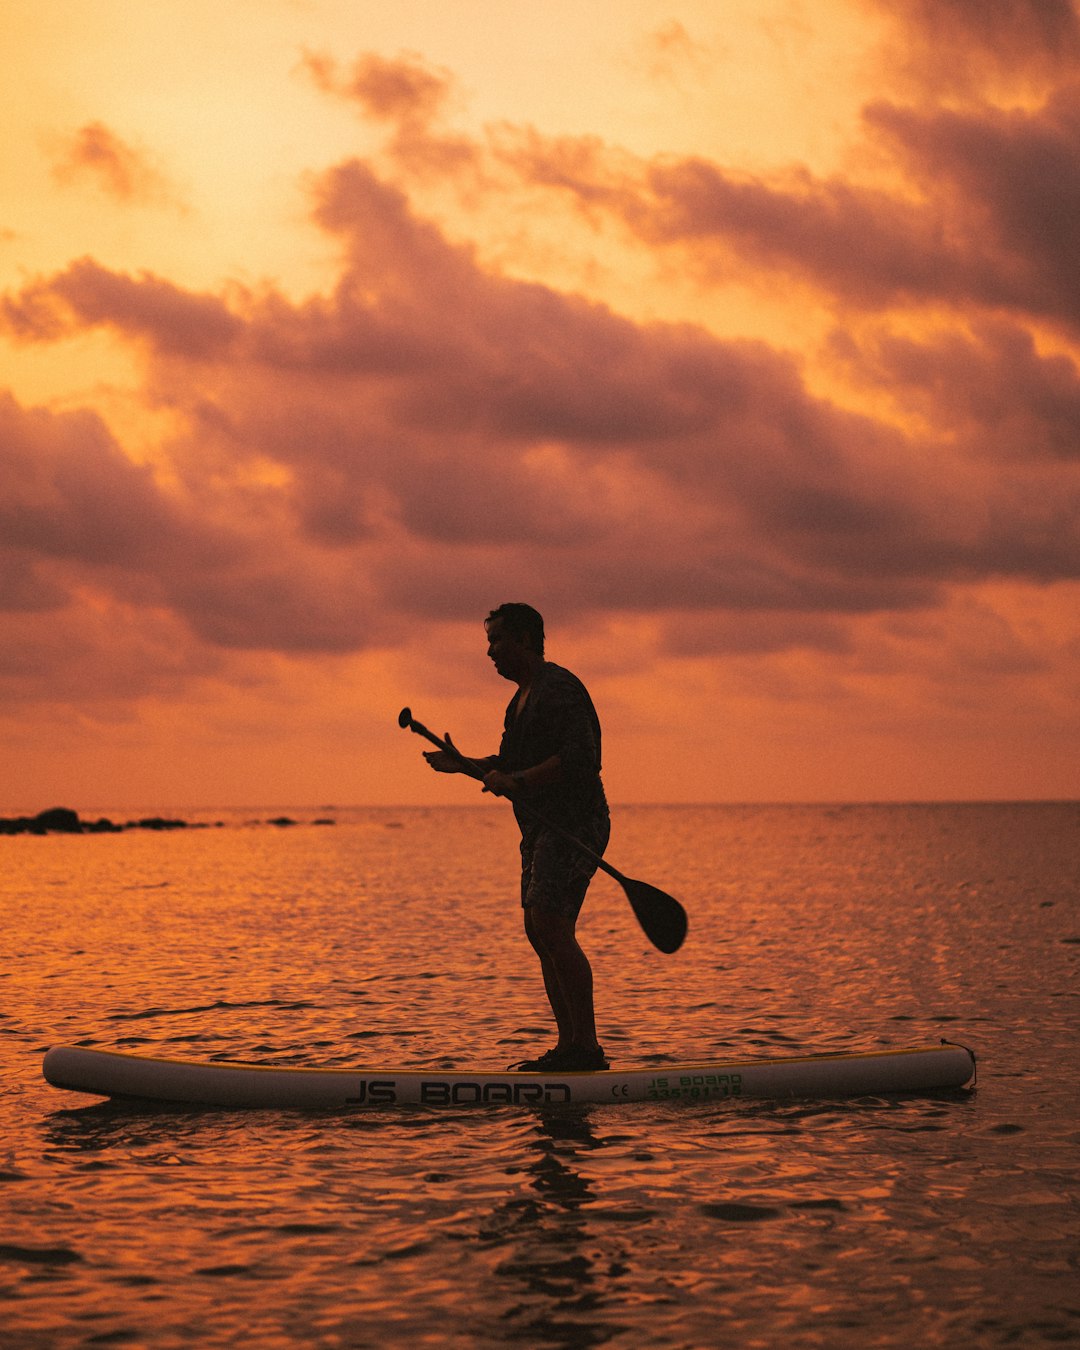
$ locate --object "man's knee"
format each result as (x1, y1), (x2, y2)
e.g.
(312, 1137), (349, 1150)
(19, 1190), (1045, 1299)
(525, 905), (576, 952)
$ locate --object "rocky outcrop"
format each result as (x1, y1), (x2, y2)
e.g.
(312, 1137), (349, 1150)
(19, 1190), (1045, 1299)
(0, 808), (187, 835)
(0, 808), (337, 834)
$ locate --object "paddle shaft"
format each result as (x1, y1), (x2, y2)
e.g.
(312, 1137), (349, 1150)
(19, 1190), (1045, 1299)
(401, 712), (624, 882)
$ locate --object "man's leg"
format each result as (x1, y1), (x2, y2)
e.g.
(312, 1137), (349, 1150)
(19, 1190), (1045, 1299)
(524, 907), (600, 1053)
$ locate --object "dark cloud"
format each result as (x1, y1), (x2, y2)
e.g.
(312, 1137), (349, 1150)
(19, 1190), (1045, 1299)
(0, 599), (224, 708)
(829, 320), (1080, 461)
(0, 393), (192, 575)
(291, 161), (814, 446)
(4, 148), (1079, 690)
(167, 555), (377, 653)
(0, 397), (231, 707)
(291, 38), (1080, 353)
(864, 87), (1080, 327)
(496, 86), (1080, 336)
(0, 390), (377, 662)
(431, 56), (1073, 344)
(233, 166), (1003, 609)
(639, 156), (969, 302)
(866, 0), (1080, 95)
(3, 257), (241, 357)
(0, 547), (67, 613)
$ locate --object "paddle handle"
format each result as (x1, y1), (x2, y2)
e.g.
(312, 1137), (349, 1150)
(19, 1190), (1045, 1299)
(399, 709), (622, 881)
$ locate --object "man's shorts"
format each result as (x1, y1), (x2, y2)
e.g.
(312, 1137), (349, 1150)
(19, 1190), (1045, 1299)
(520, 816), (611, 920)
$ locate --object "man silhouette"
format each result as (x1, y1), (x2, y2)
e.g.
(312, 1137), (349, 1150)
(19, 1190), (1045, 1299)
(425, 603), (610, 1071)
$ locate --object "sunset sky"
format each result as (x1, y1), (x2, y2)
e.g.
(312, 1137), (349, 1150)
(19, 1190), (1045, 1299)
(3, 0), (1079, 810)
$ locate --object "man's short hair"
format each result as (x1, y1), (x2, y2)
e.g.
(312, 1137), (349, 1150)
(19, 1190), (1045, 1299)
(486, 603), (545, 656)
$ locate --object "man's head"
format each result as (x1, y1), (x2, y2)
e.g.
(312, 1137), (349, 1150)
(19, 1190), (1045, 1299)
(485, 603), (545, 657)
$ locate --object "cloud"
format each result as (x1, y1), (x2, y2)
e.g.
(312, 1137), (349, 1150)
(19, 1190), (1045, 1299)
(5, 146), (1079, 699)
(0, 596), (224, 710)
(863, 87), (1080, 328)
(315, 29), (1065, 348)
(302, 48), (454, 123)
(49, 121), (185, 209)
(0, 388), (381, 668)
(2, 257), (242, 356)
(0, 45), (1076, 809)
(0, 392), (196, 577)
(656, 609), (855, 659)
(828, 319), (1080, 461)
(5, 28), (1080, 736)
(485, 83), (1080, 338)
(864, 0), (1080, 96)
(0, 546), (68, 614)
(300, 49), (478, 179)
(635, 19), (711, 84)
(882, 597), (1048, 680)
(0, 396), (234, 710)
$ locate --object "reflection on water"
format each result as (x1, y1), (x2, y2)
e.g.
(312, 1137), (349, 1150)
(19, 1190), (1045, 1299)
(4, 804), (1079, 1346)
(481, 1109), (615, 1346)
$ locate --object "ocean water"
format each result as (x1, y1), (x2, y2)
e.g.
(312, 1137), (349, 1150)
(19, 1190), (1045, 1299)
(3, 802), (1078, 1348)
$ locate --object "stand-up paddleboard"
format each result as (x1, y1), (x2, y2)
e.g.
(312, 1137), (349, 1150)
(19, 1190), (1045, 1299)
(43, 1042), (974, 1109)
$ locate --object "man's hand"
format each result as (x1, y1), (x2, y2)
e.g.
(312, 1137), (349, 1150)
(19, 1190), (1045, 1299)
(424, 750), (461, 774)
(482, 769), (518, 797)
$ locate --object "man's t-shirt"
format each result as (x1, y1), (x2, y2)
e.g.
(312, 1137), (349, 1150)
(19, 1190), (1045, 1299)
(495, 662), (609, 832)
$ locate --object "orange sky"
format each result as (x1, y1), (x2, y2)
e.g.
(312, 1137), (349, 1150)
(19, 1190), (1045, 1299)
(2, 0), (1079, 810)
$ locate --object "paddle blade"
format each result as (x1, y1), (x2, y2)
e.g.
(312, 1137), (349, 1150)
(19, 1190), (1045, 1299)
(622, 877), (688, 954)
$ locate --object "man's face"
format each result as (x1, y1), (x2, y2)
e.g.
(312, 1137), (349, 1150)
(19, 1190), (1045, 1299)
(486, 618), (532, 682)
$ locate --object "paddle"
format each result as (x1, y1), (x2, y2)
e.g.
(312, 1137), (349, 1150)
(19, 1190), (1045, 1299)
(398, 707), (688, 953)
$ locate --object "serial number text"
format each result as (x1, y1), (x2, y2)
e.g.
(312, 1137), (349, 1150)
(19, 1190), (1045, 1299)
(647, 1073), (743, 1100)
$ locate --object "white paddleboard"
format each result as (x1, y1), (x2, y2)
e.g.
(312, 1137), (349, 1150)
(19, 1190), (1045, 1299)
(43, 1042), (975, 1109)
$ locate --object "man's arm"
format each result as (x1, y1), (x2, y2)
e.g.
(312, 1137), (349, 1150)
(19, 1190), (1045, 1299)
(483, 754), (562, 798)
(545, 676), (602, 783)
(424, 749), (500, 778)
